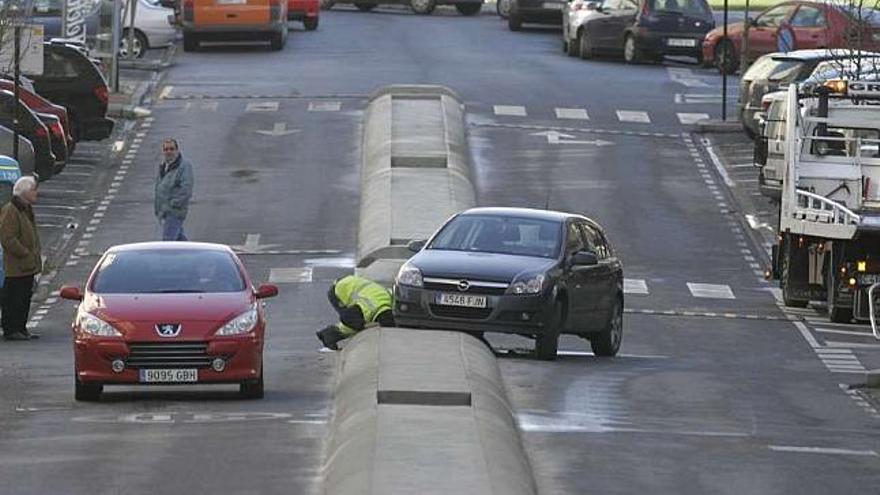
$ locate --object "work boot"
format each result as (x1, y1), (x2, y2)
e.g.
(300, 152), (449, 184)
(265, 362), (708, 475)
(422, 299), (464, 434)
(316, 326), (345, 351)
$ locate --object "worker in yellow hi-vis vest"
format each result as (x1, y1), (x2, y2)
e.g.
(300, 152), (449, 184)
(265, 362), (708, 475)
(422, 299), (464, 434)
(316, 275), (395, 350)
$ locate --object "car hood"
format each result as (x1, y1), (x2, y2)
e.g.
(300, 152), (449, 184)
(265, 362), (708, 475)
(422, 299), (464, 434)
(85, 292), (252, 324)
(411, 250), (557, 283)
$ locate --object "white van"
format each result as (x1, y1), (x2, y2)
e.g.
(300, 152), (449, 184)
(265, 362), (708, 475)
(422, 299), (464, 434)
(755, 90), (788, 201)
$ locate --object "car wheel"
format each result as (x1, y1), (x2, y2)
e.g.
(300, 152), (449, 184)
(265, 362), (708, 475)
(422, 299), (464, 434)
(535, 302), (562, 361)
(240, 368), (264, 399)
(75, 378), (103, 402)
(827, 243), (853, 323)
(410, 0), (436, 14)
(120, 29), (149, 59)
(354, 2), (376, 11)
(303, 17), (319, 30)
(566, 34), (580, 57)
(456, 3), (481, 15)
(591, 298), (623, 357)
(183, 32), (198, 52)
(497, 0), (510, 18)
(508, 12), (522, 31)
(270, 30), (285, 51)
(578, 30), (593, 59)
(623, 34), (642, 64)
(715, 38), (738, 75)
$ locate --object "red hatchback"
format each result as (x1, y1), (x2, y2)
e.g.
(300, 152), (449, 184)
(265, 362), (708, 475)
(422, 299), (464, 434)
(703, 1), (880, 73)
(61, 242), (279, 401)
(288, 0), (319, 30)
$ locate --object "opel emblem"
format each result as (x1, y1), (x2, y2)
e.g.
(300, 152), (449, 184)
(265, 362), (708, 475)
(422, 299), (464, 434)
(156, 323), (182, 337)
(457, 280), (470, 292)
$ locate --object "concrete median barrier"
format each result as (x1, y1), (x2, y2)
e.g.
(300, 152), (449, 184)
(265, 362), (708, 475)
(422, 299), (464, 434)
(323, 328), (537, 495)
(356, 85), (476, 284)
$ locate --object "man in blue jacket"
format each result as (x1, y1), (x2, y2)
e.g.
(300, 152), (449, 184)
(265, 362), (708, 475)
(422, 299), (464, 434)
(155, 138), (194, 241)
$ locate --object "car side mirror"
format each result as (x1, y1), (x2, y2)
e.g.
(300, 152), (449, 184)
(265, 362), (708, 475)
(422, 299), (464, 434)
(407, 239), (427, 253)
(585, 1), (600, 11)
(60, 285), (83, 301)
(255, 283), (279, 299)
(571, 251), (599, 267)
(754, 135), (768, 167)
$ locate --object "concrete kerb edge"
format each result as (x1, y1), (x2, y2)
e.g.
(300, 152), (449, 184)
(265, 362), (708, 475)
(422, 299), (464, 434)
(694, 119), (743, 134)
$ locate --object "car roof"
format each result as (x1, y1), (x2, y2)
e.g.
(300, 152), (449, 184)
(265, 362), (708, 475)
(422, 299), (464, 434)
(106, 242), (236, 254)
(769, 49), (880, 62)
(460, 207), (593, 224)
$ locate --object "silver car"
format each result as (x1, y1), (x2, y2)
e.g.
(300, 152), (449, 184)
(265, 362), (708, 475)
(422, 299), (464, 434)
(119, 0), (177, 59)
(562, 0), (604, 58)
(0, 125), (36, 177)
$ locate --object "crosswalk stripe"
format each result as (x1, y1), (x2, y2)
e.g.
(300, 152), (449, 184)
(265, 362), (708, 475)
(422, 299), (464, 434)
(554, 107), (589, 120)
(687, 283), (735, 299)
(623, 278), (648, 295)
(245, 101), (279, 112)
(308, 101), (341, 112)
(677, 113), (710, 125)
(494, 105), (527, 117)
(268, 267), (313, 283)
(616, 110), (651, 123)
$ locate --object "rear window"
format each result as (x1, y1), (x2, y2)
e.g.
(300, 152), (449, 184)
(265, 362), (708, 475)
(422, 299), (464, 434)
(429, 215), (562, 259)
(744, 56), (805, 82)
(841, 6), (880, 27)
(91, 249), (246, 294)
(649, 0), (710, 17)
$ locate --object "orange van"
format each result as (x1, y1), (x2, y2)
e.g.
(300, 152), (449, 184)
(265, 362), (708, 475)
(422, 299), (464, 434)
(181, 0), (288, 51)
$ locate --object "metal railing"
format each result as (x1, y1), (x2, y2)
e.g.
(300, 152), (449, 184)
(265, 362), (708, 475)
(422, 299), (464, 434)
(793, 189), (861, 225)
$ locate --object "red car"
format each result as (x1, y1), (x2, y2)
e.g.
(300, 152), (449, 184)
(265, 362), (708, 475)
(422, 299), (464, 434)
(703, 0), (880, 73)
(0, 79), (75, 156)
(61, 242), (279, 401)
(288, 0), (319, 30)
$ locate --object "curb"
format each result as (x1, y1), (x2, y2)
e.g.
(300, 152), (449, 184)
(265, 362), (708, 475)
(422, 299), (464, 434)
(695, 119), (743, 134)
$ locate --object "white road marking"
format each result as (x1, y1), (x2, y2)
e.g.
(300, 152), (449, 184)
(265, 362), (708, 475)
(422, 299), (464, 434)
(269, 267), (314, 283)
(494, 105), (527, 117)
(769, 446), (878, 457)
(308, 101), (341, 112)
(687, 283), (735, 299)
(616, 110), (651, 123)
(158, 85), (173, 100)
(623, 278), (649, 295)
(677, 113), (710, 125)
(793, 321), (821, 348)
(825, 341), (880, 349)
(246, 101), (280, 112)
(701, 136), (737, 188)
(815, 327), (875, 337)
(554, 108), (589, 120)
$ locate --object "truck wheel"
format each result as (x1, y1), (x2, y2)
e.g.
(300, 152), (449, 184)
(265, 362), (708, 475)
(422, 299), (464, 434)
(183, 32), (198, 52)
(535, 302), (562, 361)
(410, 0), (436, 14)
(591, 298), (623, 357)
(782, 237), (809, 308)
(827, 244), (853, 323)
(455, 3), (482, 15)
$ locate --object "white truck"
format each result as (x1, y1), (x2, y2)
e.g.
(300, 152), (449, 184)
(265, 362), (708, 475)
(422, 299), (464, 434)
(770, 80), (880, 327)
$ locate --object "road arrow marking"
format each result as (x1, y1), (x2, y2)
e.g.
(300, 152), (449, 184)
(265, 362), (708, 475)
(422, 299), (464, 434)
(255, 123), (299, 137)
(230, 233), (281, 253)
(530, 130), (614, 146)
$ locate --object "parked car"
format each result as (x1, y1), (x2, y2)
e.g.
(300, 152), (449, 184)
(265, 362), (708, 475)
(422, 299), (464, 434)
(0, 90), (58, 179)
(119, 0), (178, 59)
(508, 0), (567, 31)
(324, 0), (483, 15)
(393, 207), (624, 361)
(754, 90), (788, 201)
(289, 0), (320, 30)
(30, 42), (114, 142)
(0, 126), (37, 178)
(0, 79), (75, 155)
(37, 112), (69, 173)
(564, 0), (713, 63)
(181, 0), (289, 51)
(60, 242), (280, 401)
(703, 1), (880, 74)
(563, 0), (606, 57)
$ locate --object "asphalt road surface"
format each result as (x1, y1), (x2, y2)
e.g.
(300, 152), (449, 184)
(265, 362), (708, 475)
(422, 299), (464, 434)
(2, 7), (878, 495)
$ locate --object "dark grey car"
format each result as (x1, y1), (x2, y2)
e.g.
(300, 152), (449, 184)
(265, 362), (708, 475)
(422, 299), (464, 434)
(393, 207), (624, 360)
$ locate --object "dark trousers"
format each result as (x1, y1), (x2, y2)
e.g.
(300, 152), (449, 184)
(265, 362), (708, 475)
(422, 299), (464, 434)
(2, 275), (34, 336)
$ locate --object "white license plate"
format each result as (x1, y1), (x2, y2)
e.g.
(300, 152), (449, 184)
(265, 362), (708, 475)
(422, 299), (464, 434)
(217, 0), (246, 4)
(436, 292), (488, 308)
(140, 368), (198, 383)
(860, 274), (880, 286)
(542, 2), (563, 9)
(667, 38), (697, 47)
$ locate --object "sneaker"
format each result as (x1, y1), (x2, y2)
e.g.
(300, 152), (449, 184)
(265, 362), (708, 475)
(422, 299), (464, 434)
(4, 332), (29, 341)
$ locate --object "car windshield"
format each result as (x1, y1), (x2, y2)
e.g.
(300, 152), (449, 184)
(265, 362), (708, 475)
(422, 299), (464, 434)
(428, 214), (562, 258)
(841, 6), (880, 27)
(91, 249), (247, 294)
(649, 0), (709, 16)
(744, 56), (805, 82)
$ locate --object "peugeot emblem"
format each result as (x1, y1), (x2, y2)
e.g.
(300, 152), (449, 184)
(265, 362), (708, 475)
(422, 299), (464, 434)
(156, 323), (182, 338)
(457, 280), (470, 292)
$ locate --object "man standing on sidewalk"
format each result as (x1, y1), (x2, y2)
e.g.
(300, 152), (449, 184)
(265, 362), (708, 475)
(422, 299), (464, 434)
(0, 176), (41, 341)
(155, 138), (194, 241)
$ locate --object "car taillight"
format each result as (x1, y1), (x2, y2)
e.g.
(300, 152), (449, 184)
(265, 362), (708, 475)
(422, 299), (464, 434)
(51, 121), (63, 136)
(270, 0), (281, 20)
(34, 126), (47, 138)
(184, 0), (194, 22)
(94, 85), (108, 106)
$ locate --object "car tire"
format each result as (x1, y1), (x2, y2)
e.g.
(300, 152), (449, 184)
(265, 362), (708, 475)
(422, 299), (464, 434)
(782, 236), (809, 308)
(75, 378), (103, 402)
(623, 33), (642, 64)
(240, 368), (264, 399)
(120, 29), (149, 59)
(304, 17), (319, 30)
(354, 2), (376, 11)
(183, 32), (198, 52)
(508, 12), (522, 31)
(410, 0), (436, 14)
(496, 0), (510, 18)
(715, 38), (738, 75)
(535, 302), (562, 361)
(456, 3), (482, 15)
(320, 0), (334, 9)
(827, 243), (853, 323)
(591, 298), (623, 357)
(578, 30), (593, 60)
(566, 35), (580, 57)
(270, 30), (285, 51)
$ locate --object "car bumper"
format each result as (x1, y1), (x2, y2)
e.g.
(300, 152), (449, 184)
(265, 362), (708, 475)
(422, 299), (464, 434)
(758, 170), (781, 200)
(513, 0), (564, 24)
(393, 284), (554, 336)
(74, 336), (263, 384)
(183, 22), (286, 35)
(145, 28), (177, 48)
(80, 118), (114, 141)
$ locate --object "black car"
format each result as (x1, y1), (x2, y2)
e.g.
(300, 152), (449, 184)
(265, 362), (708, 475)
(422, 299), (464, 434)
(393, 207), (624, 360)
(0, 90), (57, 180)
(577, 0), (713, 63)
(508, 0), (567, 31)
(30, 42), (114, 142)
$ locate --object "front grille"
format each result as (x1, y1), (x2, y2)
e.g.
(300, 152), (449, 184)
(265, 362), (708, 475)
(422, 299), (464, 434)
(127, 342), (212, 369)
(429, 305), (493, 320)
(423, 278), (509, 296)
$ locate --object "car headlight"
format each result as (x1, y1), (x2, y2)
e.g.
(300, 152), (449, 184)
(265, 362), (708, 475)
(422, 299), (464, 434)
(507, 273), (546, 295)
(77, 311), (122, 337)
(216, 304), (259, 336)
(396, 263), (423, 288)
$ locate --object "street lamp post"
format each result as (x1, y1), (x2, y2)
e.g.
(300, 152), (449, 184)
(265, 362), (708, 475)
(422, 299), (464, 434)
(722, 0), (728, 121)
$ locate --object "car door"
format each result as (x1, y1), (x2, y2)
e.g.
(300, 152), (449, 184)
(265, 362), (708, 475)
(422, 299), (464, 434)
(591, 0), (621, 48)
(561, 221), (592, 332)
(578, 221), (619, 328)
(788, 4), (829, 50)
(749, 3), (797, 56)
(612, 0), (640, 50)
